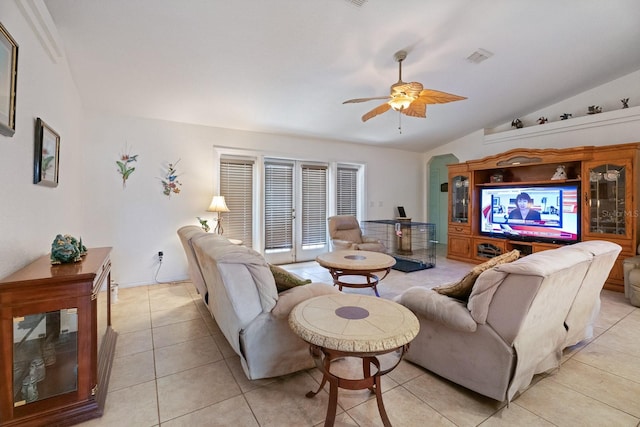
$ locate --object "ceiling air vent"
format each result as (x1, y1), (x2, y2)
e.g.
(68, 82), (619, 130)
(466, 48), (493, 64)
(344, 0), (368, 7)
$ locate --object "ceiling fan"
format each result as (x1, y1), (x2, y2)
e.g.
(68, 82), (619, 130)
(343, 50), (467, 122)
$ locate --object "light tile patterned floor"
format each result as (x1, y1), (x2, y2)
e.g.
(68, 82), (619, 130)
(80, 248), (640, 426)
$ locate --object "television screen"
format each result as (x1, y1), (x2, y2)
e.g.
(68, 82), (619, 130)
(479, 183), (580, 244)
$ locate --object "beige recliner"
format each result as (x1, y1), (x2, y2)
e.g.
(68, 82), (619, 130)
(327, 215), (385, 252)
(395, 240), (620, 402)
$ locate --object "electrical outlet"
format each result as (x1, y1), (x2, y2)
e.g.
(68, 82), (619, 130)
(158, 251), (164, 262)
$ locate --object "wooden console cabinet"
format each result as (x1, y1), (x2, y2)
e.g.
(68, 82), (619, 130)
(447, 143), (640, 292)
(0, 247), (117, 426)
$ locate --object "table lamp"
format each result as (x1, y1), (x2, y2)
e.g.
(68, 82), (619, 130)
(207, 195), (230, 234)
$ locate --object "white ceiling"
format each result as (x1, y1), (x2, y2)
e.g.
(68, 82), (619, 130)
(43, 0), (640, 152)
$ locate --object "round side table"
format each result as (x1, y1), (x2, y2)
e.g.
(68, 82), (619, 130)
(289, 293), (419, 427)
(316, 250), (396, 297)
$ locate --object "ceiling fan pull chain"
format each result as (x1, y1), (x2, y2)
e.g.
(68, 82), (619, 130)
(398, 111), (402, 134)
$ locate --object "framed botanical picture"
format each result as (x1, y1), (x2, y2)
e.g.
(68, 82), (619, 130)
(0, 22), (18, 137)
(34, 118), (60, 187)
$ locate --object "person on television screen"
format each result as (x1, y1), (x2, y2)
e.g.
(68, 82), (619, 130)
(508, 192), (541, 220)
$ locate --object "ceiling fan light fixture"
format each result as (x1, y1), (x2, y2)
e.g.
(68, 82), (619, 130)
(388, 95), (414, 111)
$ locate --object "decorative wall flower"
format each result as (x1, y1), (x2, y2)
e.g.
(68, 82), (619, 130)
(116, 147), (138, 188)
(161, 160), (182, 197)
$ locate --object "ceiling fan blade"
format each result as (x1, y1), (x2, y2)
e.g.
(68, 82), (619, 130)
(401, 101), (426, 118)
(343, 96), (390, 104)
(362, 102), (391, 122)
(417, 89), (467, 104)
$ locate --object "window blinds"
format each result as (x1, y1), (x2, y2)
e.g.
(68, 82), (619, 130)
(220, 158), (254, 247)
(264, 161), (293, 250)
(301, 164), (327, 247)
(337, 166), (358, 216)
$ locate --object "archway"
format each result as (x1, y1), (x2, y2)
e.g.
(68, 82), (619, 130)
(427, 154), (458, 246)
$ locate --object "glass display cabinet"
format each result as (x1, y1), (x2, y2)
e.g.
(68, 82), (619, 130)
(451, 175), (470, 224)
(13, 309), (78, 406)
(586, 162), (629, 237)
(447, 164), (473, 261)
(0, 247), (116, 427)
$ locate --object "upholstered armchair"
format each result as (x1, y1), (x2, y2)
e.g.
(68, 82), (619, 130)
(623, 254), (640, 307)
(327, 215), (385, 252)
(624, 253), (640, 307)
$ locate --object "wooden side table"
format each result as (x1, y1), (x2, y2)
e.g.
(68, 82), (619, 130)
(316, 250), (395, 297)
(289, 294), (419, 427)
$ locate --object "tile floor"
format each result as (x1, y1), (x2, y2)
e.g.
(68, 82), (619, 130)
(80, 247), (640, 426)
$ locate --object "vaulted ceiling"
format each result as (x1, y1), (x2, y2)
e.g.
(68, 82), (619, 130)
(43, 0), (640, 152)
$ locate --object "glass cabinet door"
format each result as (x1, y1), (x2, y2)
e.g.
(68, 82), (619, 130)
(13, 309), (78, 407)
(587, 163), (628, 236)
(451, 175), (470, 223)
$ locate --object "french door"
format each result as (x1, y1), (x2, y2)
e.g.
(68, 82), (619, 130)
(263, 159), (328, 264)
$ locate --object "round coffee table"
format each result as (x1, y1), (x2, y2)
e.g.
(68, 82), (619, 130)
(289, 293), (419, 427)
(316, 250), (396, 297)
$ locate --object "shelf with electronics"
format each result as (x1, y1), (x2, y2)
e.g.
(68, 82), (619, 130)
(447, 142), (640, 292)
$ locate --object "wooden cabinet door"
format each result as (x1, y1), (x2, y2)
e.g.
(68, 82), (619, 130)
(448, 235), (471, 259)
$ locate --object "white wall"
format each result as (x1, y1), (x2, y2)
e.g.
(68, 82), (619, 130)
(0, 2), (85, 278)
(80, 112), (424, 286)
(424, 69), (640, 162)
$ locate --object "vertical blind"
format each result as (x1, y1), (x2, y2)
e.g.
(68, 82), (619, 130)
(301, 164), (327, 247)
(264, 161), (293, 250)
(337, 166), (358, 216)
(220, 158), (254, 247)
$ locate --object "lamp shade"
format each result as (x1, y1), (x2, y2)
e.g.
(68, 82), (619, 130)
(388, 94), (414, 111)
(207, 195), (230, 213)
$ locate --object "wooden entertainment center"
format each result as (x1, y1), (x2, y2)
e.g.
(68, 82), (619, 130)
(447, 142), (640, 292)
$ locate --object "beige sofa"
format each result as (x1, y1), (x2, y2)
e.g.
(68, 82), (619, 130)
(177, 226), (339, 380)
(396, 240), (620, 402)
(177, 225), (210, 302)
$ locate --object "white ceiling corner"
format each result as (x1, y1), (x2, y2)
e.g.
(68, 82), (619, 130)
(17, 0), (64, 63)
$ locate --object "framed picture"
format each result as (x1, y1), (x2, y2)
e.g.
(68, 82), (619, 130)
(34, 118), (60, 187)
(0, 22), (18, 137)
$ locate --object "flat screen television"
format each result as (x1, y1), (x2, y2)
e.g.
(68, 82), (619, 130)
(479, 182), (580, 244)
